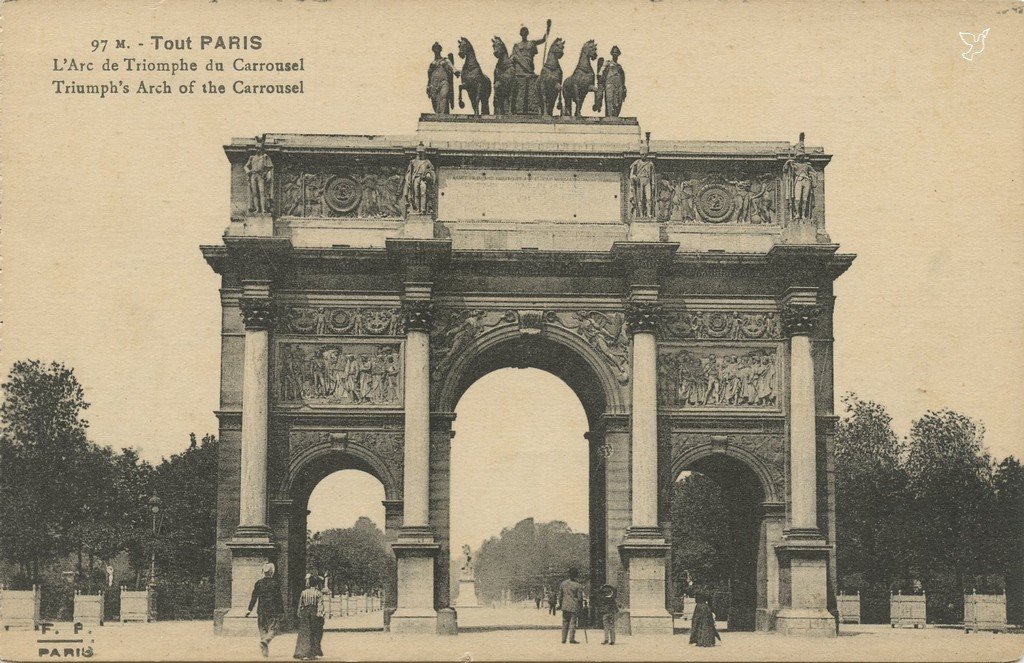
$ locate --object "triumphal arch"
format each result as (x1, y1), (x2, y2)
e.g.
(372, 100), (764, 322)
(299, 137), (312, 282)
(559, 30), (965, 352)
(204, 49), (852, 637)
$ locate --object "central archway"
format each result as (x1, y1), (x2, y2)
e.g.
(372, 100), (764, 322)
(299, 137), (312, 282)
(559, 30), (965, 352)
(430, 324), (631, 619)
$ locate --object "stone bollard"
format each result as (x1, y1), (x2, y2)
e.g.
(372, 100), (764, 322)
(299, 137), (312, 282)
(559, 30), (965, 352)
(436, 607), (458, 635)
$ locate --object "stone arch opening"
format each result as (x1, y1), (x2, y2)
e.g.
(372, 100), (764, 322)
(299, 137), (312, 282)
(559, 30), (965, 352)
(669, 452), (767, 632)
(433, 329), (624, 618)
(282, 448), (398, 630)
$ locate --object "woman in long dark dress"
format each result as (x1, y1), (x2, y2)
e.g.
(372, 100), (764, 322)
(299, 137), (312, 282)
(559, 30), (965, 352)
(294, 576), (325, 660)
(689, 593), (721, 647)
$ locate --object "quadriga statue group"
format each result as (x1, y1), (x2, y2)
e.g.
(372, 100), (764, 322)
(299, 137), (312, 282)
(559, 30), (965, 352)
(426, 21), (628, 118)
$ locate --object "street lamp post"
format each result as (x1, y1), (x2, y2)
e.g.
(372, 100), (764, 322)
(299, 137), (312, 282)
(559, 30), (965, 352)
(148, 491), (163, 590)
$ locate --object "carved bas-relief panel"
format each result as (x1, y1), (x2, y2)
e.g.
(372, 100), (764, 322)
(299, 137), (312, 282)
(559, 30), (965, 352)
(276, 342), (402, 407)
(656, 171), (780, 225)
(658, 346), (780, 409)
(279, 165), (405, 218)
(276, 306), (405, 336)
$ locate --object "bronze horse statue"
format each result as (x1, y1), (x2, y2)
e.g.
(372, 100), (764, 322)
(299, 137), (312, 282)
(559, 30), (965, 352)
(537, 38), (565, 116)
(457, 38), (491, 116)
(491, 36), (514, 115)
(561, 40), (600, 117)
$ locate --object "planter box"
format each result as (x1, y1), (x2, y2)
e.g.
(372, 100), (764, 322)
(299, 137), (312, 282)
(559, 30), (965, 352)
(890, 592), (926, 628)
(838, 592), (861, 624)
(119, 588), (152, 623)
(73, 592), (104, 626)
(1, 585), (41, 630)
(964, 593), (1006, 633)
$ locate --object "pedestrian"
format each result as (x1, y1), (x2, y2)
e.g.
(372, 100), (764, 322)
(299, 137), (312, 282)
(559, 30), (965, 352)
(245, 562), (284, 658)
(557, 568), (584, 644)
(596, 584), (619, 645)
(294, 575), (326, 660)
(547, 586), (557, 615)
(688, 592), (721, 647)
(534, 587), (542, 610)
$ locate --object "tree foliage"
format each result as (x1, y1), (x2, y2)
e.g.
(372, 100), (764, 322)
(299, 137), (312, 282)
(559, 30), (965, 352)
(306, 516), (391, 595)
(472, 518), (589, 604)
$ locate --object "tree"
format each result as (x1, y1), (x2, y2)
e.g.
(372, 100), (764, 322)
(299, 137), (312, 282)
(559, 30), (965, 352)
(0, 360), (91, 581)
(149, 433), (218, 584)
(306, 516), (391, 595)
(833, 394), (912, 621)
(472, 518), (589, 604)
(993, 456), (1024, 624)
(905, 409), (999, 622)
(670, 473), (730, 594)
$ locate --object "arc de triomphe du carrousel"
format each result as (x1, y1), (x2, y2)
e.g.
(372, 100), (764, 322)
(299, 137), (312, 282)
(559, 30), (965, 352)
(202, 33), (853, 639)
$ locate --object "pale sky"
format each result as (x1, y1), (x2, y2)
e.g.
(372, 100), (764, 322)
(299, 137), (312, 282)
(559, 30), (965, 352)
(2, 1), (1023, 547)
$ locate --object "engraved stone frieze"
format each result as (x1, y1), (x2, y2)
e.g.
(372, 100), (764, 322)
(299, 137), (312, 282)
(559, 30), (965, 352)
(280, 165), (405, 218)
(658, 346), (779, 408)
(656, 171), (779, 225)
(660, 310), (781, 341)
(276, 306), (404, 336)
(277, 342), (402, 406)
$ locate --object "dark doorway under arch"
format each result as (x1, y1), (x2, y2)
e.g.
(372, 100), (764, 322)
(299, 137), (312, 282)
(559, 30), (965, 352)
(670, 454), (765, 631)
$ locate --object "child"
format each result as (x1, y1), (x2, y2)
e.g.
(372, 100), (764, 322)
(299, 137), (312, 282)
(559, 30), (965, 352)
(597, 584), (619, 645)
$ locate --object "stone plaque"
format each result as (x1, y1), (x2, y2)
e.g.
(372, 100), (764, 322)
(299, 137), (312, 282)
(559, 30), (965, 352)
(658, 346), (779, 408)
(277, 341), (402, 407)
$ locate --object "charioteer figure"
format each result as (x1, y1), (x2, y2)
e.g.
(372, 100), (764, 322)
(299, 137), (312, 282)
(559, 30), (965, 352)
(510, 20), (551, 114)
(427, 42), (459, 114)
(597, 46), (627, 117)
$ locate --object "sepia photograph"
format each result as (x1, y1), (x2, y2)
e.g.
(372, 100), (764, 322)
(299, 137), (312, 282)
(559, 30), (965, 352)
(0, 1), (1022, 661)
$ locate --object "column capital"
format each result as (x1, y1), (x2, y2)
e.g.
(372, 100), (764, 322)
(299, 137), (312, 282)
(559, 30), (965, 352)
(781, 303), (822, 337)
(239, 298), (275, 331)
(402, 300), (433, 333)
(624, 301), (664, 336)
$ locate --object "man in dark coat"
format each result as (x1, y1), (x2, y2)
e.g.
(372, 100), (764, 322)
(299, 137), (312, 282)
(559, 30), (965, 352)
(556, 568), (584, 644)
(689, 593), (721, 647)
(245, 562), (284, 658)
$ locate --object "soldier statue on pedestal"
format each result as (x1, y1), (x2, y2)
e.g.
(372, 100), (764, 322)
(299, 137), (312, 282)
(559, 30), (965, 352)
(629, 135), (656, 219)
(245, 135), (274, 214)
(402, 142), (435, 216)
(784, 133), (815, 220)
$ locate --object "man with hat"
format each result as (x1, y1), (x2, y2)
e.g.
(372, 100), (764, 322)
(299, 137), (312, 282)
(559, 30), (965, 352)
(245, 562), (284, 658)
(596, 584), (620, 645)
(556, 567), (584, 644)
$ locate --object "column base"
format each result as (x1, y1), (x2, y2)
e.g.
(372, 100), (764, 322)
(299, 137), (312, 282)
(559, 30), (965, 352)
(775, 608), (837, 637)
(620, 530), (672, 636)
(391, 528), (440, 635)
(775, 533), (835, 638)
(221, 535), (276, 637)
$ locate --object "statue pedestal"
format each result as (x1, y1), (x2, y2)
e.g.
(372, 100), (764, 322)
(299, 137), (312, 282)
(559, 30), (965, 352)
(455, 578), (480, 608)
(403, 213), (435, 239)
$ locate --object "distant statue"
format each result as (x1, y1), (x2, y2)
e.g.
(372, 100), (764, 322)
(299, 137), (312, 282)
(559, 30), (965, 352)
(457, 38), (491, 115)
(491, 37), (514, 115)
(596, 46), (626, 117)
(509, 20), (551, 113)
(427, 42), (459, 114)
(402, 143), (435, 215)
(561, 39), (600, 118)
(245, 135), (274, 213)
(783, 133), (815, 220)
(461, 545), (473, 574)
(537, 37), (565, 116)
(629, 138), (656, 219)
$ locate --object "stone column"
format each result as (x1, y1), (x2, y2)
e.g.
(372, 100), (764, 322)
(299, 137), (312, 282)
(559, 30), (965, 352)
(222, 286), (276, 636)
(775, 288), (835, 637)
(389, 296), (440, 634)
(619, 298), (673, 635)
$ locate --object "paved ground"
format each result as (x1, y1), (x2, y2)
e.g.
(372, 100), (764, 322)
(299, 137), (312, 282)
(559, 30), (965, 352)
(3, 609), (1022, 662)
